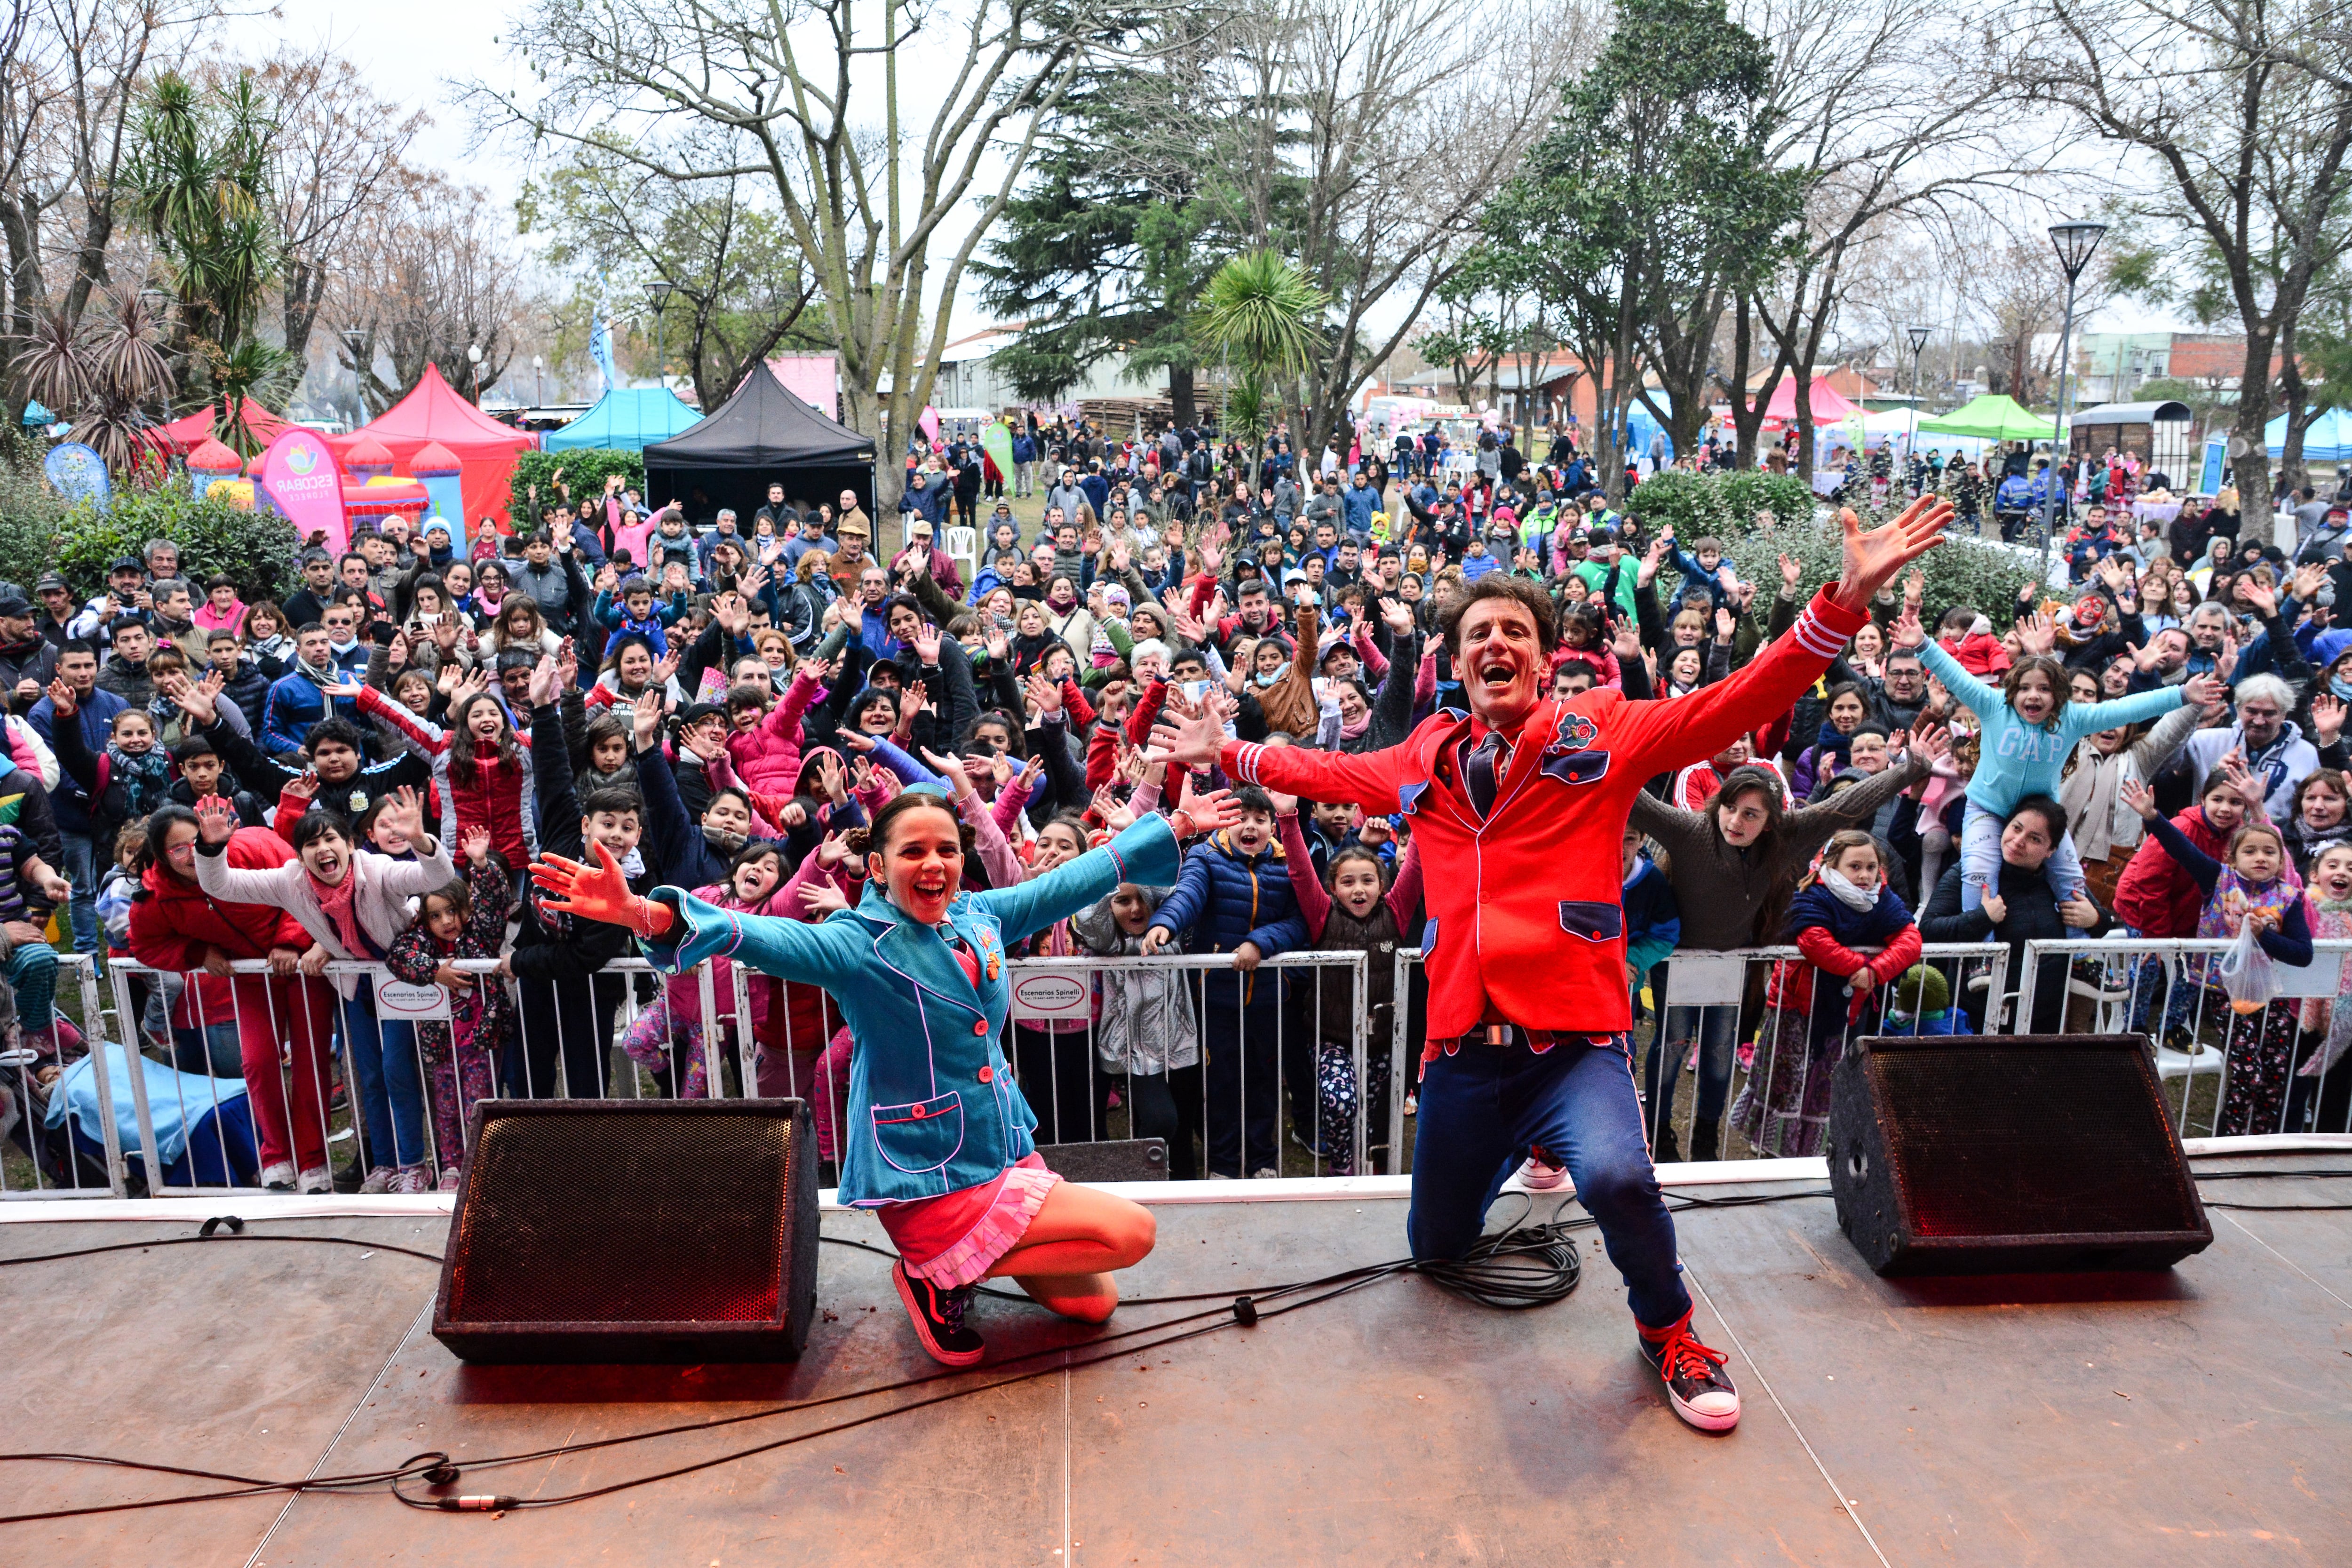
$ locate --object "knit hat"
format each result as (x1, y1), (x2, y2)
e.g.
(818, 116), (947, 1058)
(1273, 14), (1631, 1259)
(1890, 963), (1949, 1018)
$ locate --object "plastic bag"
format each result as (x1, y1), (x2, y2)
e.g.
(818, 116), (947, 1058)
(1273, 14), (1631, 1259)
(2217, 918), (2281, 1016)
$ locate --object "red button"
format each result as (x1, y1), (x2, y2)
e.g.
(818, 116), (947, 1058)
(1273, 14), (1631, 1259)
(911, 1105), (927, 1119)
(978, 1065), (994, 1084)
(972, 1020), (989, 1036)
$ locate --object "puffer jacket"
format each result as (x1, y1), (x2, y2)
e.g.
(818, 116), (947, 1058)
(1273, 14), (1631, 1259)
(1073, 885), (1198, 1075)
(126, 827), (313, 1027)
(1147, 828), (1309, 1008)
(726, 665), (824, 796)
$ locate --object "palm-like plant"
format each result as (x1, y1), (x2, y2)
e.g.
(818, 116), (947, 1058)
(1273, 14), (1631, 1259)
(1192, 250), (1327, 458)
(8, 292), (173, 480)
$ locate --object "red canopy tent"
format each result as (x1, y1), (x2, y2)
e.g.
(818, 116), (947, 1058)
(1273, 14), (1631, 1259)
(326, 365), (537, 528)
(149, 398), (293, 456)
(1761, 377), (1860, 423)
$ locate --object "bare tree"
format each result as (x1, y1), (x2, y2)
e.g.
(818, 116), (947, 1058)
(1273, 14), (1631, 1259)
(469, 0), (1120, 509)
(246, 42), (427, 369)
(0, 0), (218, 413)
(332, 176), (524, 414)
(1183, 0), (1592, 458)
(2014, 0), (2352, 503)
(1740, 0), (2063, 474)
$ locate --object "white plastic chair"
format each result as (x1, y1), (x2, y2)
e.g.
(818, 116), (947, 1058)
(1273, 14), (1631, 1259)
(943, 524), (978, 583)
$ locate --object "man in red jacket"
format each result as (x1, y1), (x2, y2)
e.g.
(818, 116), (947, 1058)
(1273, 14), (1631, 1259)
(1152, 497), (1951, 1433)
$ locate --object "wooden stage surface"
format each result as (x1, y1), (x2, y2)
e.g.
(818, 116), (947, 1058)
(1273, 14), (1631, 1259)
(3, 1158), (2348, 1566)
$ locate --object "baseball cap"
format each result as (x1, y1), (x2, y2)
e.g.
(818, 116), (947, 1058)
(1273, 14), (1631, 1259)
(33, 573), (66, 594)
(110, 556), (145, 574)
(0, 595), (30, 618)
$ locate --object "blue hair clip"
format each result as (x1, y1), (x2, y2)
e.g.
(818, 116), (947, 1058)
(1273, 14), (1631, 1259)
(901, 782), (953, 801)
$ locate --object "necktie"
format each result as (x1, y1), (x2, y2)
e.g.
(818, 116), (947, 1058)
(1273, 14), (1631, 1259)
(1466, 730), (1506, 818)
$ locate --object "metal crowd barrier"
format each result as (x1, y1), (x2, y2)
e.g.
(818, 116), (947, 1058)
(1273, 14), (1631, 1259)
(1, 954), (126, 1199)
(89, 950), (1381, 1196)
(2015, 937), (2352, 1139)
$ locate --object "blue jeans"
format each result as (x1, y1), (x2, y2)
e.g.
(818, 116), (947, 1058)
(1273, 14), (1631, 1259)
(1960, 800), (2084, 911)
(340, 977), (427, 1169)
(57, 830), (100, 965)
(1649, 1003), (1741, 1137)
(4, 939), (57, 1034)
(1408, 1033), (1692, 1330)
(172, 1021), (247, 1078)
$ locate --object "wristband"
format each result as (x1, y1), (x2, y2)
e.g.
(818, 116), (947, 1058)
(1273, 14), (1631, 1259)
(1168, 808), (1196, 839)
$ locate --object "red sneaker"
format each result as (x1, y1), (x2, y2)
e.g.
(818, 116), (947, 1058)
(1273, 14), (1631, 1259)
(892, 1259), (985, 1367)
(1638, 1311), (1740, 1432)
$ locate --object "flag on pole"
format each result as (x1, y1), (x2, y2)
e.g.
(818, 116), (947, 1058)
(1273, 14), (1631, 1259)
(588, 273), (618, 394)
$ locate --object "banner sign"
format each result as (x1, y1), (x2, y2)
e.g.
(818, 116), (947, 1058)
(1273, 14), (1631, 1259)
(44, 442), (109, 510)
(374, 979), (454, 1022)
(258, 427), (350, 556)
(1008, 965), (1093, 1023)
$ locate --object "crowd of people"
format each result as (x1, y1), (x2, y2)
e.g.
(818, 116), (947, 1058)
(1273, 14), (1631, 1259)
(6, 413), (2352, 1200)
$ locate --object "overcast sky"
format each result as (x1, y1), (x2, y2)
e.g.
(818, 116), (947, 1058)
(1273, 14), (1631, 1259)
(226, 0), (2171, 366)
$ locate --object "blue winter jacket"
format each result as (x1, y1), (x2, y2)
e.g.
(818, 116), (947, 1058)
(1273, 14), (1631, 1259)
(1147, 830), (1310, 1007)
(642, 813), (1181, 1206)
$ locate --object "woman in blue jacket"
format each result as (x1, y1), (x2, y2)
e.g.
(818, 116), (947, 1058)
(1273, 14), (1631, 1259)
(532, 784), (1240, 1367)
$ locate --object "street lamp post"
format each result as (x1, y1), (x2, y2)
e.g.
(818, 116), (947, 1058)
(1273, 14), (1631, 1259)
(2039, 219), (2107, 578)
(466, 342), (484, 403)
(645, 281), (675, 388)
(1905, 324), (1931, 497)
(533, 354), (544, 407)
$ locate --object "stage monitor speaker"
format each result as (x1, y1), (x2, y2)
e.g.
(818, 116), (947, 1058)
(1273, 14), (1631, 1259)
(1035, 1138), (1168, 1184)
(433, 1099), (818, 1364)
(1828, 1034), (2212, 1276)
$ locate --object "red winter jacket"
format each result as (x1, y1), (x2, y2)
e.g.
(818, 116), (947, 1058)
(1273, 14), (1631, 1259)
(127, 826), (312, 1027)
(2114, 805), (2231, 937)
(1224, 588), (1867, 1040)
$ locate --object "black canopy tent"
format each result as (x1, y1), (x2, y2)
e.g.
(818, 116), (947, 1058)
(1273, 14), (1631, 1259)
(643, 366), (877, 528)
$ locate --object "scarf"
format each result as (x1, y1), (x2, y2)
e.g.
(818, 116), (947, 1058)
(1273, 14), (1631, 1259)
(1339, 708), (1371, 741)
(106, 743), (172, 816)
(296, 654), (338, 686)
(309, 866), (383, 960)
(1817, 865), (1881, 914)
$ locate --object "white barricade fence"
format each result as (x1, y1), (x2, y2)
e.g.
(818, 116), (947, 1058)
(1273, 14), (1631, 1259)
(2015, 937), (2352, 1140)
(99, 950), (1382, 1194)
(2, 954), (129, 1198)
(1393, 942), (2010, 1164)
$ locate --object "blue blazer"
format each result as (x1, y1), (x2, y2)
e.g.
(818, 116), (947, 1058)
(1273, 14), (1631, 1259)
(641, 814), (1180, 1205)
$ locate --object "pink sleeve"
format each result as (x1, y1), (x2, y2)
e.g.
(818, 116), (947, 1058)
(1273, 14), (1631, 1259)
(1275, 811), (1331, 940)
(1384, 836), (1422, 928)
(1414, 643), (1437, 710)
(991, 772), (1035, 835)
(354, 684), (448, 754)
(1357, 627), (1390, 682)
(960, 789), (1024, 889)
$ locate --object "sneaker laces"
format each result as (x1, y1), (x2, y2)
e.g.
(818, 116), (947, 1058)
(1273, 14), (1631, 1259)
(939, 1284), (974, 1333)
(1654, 1323), (1728, 1385)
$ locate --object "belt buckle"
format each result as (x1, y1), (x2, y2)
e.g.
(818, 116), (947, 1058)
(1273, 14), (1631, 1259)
(1484, 1023), (1510, 1047)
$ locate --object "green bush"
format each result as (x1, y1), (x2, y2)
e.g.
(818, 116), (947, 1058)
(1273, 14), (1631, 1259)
(0, 464), (71, 589)
(509, 448), (644, 526)
(1627, 469), (1817, 539)
(55, 484), (302, 600)
(1625, 471), (2044, 629)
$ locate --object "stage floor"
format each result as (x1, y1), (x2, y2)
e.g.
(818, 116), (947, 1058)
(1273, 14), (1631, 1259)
(5, 1159), (2349, 1566)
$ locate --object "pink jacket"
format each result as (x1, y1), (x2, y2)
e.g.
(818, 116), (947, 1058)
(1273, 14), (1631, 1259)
(724, 668), (822, 796)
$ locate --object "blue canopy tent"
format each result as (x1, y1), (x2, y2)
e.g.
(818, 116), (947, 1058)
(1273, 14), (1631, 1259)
(544, 387), (704, 452)
(2265, 408), (2352, 464)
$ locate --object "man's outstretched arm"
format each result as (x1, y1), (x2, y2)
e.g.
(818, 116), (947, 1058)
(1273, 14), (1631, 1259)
(1150, 701), (1412, 814)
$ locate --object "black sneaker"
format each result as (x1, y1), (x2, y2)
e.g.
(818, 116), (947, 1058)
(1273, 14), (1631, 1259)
(1687, 1117), (1720, 1163)
(892, 1259), (985, 1367)
(1638, 1312), (1740, 1432)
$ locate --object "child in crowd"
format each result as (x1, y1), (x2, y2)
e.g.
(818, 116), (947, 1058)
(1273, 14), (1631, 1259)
(2122, 779), (2313, 1136)
(1271, 790), (1422, 1176)
(591, 573), (688, 660)
(1734, 830), (1920, 1157)
(1073, 879), (1201, 1178)
(46, 681), (174, 850)
(1143, 786), (1306, 1178)
(384, 828), (514, 1190)
(2295, 841), (2352, 1133)
(1892, 603), (2212, 915)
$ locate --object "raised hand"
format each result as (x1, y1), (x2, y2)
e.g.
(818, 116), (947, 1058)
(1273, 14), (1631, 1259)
(1903, 566), (1926, 604)
(652, 648), (680, 689)
(1779, 553), (1803, 590)
(2181, 671), (2225, 712)
(912, 621), (943, 666)
(2315, 691), (2347, 747)
(1714, 605), (1735, 641)
(1380, 595), (1413, 636)
(378, 785), (428, 846)
(2016, 611), (2057, 657)
(283, 768), (319, 802)
(1025, 669), (1064, 718)
(633, 686), (665, 748)
(531, 839), (667, 933)
(1264, 788), (1299, 816)
(1831, 495), (1951, 614)
(1889, 602), (1926, 651)
(798, 880), (849, 917)
(462, 826), (493, 867)
(1091, 783), (1136, 831)
(192, 792), (238, 844)
(1908, 720), (1950, 766)
(2119, 778), (2160, 820)
(834, 725), (878, 754)
(1147, 698), (1225, 770)
(44, 676), (74, 718)
(1173, 787), (1240, 838)
(920, 746), (973, 793)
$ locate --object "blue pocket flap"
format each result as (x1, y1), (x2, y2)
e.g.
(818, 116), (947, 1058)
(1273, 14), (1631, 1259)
(1557, 900), (1623, 941)
(1540, 749), (1611, 787)
(870, 1090), (966, 1174)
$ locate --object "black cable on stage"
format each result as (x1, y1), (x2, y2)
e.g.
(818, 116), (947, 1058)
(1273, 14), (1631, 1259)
(12, 1166), (2344, 1521)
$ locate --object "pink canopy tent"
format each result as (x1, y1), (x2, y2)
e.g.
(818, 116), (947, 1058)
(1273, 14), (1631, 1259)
(1761, 378), (1859, 423)
(148, 398), (293, 457)
(326, 365), (538, 528)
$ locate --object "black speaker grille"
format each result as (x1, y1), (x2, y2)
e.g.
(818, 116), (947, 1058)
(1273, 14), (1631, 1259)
(445, 1109), (794, 1325)
(1868, 1043), (2200, 1238)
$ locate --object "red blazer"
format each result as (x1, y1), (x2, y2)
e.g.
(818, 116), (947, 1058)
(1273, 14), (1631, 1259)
(1224, 587), (1865, 1038)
